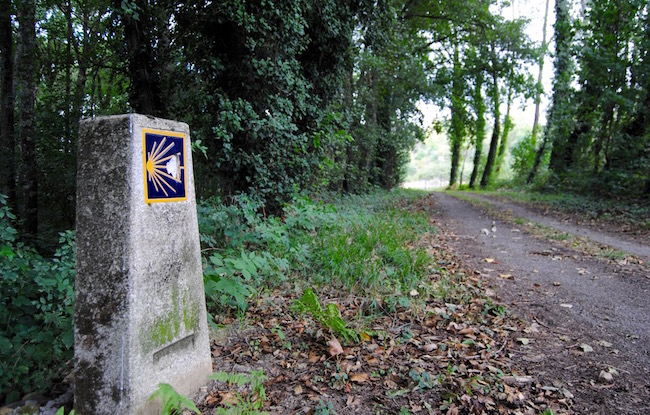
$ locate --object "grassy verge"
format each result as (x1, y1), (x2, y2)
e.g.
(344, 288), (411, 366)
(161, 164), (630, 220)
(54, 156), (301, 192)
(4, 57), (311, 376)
(480, 189), (650, 232)
(447, 190), (633, 262)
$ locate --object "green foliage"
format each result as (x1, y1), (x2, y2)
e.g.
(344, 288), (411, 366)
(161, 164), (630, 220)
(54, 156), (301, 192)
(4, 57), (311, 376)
(409, 369), (440, 390)
(148, 383), (200, 415)
(511, 133), (544, 184)
(292, 289), (359, 343)
(209, 370), (268, 415)
(542, 0), (650, 197)
(310, 198), (432, 295)
(0, 195), (75, 403)
(55, 408), (75, 415)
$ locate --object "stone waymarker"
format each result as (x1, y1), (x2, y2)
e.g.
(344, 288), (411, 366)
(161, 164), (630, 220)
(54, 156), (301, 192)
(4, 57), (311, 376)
(75, 114), (212, 414)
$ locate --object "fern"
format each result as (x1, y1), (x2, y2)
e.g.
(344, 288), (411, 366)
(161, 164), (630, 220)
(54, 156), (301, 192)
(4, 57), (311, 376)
(148, 383), (201, 415)
(209, 370), (269, 415)
(293, 289), (359, 343)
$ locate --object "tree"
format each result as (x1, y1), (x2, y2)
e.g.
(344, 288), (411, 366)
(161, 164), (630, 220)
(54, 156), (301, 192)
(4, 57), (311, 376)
(530, 0), (575, 183)
(480, 15), (536, 187)
(16, 0), (38, 239)
(468, 51), (486, 189)
(0, 0), (15, 204)
(448, 35), (467, 187)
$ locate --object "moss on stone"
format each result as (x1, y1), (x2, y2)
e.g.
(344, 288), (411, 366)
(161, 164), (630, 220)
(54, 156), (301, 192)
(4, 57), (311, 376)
(140, 286), (202, 353)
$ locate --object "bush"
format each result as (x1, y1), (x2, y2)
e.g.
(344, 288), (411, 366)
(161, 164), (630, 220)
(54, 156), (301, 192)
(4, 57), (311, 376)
(0, 195), (75, 404)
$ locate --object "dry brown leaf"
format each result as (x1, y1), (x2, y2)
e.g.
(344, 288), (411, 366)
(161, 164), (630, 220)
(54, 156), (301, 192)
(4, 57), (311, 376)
(346, 395), (361, 407)
(308, 351), (321, 363)
(350, 373), (370, 383)
(328, 336), (343, 357)
(421, 343), (438, 352)
(219, 391), (239, 405)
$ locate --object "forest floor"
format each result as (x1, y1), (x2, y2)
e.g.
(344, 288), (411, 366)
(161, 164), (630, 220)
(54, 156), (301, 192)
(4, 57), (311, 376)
(193, 191), (649, 415)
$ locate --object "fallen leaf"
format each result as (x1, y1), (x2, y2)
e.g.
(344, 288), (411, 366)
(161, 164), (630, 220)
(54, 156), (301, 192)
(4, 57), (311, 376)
(328, 336), (343, 357)
(598, 340), (612, 348)
(503, 375), (533, 385)
(346, 395), (360, 407)
(410, 289), (419, 297)
(580, 343), (594, 353)
(219, 391), (239, 405)
(421, 343), (438, 352)
(517, 338), (531, 345)
(294, 385), (303, 395)
(308, 351), (321, 363)
(350, 373), (370, 383)
(485, 258), (495, 263)
(499, 273), (514, 280)
(598, 370), (614, 383)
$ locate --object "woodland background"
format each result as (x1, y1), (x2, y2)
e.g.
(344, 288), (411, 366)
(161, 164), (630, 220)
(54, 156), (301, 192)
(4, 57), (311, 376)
(1, 0), (648, 250)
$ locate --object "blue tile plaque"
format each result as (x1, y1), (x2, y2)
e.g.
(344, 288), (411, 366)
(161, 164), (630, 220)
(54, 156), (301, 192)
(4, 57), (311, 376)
(143, 129), (187, 203)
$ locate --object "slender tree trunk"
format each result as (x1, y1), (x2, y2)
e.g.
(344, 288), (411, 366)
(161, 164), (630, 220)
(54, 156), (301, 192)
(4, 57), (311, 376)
(17, 0), (38, 239)
(480, 62), (500, 188)
(494, 84), (513, 177)
(469, 72), (485, 189)
(65, 1), (73, 147)
(448, 40), (464, 188)
(547, 0), (576, 175)
(0, 0), (16, 204)
(530, 0), (550, 147)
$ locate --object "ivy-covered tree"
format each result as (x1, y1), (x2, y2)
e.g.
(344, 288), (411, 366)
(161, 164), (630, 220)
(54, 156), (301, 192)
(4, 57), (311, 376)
(541, 0), (649, 198)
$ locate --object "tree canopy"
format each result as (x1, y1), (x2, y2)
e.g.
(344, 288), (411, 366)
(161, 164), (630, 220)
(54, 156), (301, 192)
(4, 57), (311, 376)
(1, 0), (649, 247)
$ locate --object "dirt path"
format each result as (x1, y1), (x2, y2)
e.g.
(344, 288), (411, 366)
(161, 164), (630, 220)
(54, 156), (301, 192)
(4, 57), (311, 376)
(429, 192), (650, 415)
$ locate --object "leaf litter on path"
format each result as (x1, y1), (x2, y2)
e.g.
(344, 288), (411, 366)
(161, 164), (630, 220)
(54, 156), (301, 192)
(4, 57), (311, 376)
(198, 198), (573, 415)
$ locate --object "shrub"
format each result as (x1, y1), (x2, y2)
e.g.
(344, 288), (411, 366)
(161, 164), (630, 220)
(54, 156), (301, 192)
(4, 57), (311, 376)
(0, 195), (75, 404)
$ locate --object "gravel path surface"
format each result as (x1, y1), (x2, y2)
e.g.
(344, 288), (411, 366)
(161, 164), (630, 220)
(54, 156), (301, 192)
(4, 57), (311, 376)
(430, 192), (650, 415)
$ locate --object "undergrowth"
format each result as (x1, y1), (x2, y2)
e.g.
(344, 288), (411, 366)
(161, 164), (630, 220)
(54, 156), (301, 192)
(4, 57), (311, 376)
(199, 190), (435, 319)
(486, 188), (650, 231)
(0, 195), (75, 404)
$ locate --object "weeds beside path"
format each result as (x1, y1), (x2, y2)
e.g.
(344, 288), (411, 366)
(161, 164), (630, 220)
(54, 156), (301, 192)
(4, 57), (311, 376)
(449, 191), (650, 263)
(198, 191), (574, 415)
(431, 191), (650, 414)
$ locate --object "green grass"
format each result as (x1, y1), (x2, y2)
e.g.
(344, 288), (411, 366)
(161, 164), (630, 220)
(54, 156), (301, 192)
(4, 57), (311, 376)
(482, 189), (650, 230)
(199, 189), (437, 316)
(446, 189), (641, 263)
(306, 190), (434, 298)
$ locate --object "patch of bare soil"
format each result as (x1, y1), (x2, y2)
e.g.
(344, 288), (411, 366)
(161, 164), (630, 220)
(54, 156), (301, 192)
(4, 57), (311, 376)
(430, 192), (650, 415)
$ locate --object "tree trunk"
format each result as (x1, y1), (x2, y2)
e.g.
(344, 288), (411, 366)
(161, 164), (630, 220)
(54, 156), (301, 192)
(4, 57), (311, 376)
(494, 87), (513, 177)
(530, 0), (550, 148)
(480, 64), (500, 188)
(448, 41), (464, 188)
(547, 0), (576, 175)
(0, 0), (16, 204)
(469, 71), (485, 189)
(120, 0), (166, 116)
(17, 0), (38, 239)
